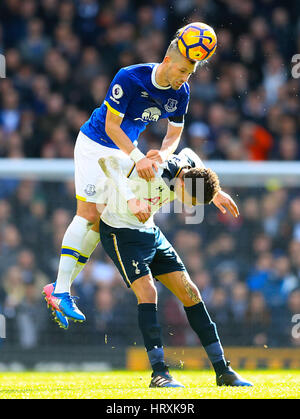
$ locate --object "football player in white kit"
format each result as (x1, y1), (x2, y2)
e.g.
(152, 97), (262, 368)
(82, 148), (252, 388)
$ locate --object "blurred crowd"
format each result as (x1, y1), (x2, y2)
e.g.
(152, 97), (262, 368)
(1, 182), (300, 350)
(0, 0), (299, 160)
(0, 0), (300, 351)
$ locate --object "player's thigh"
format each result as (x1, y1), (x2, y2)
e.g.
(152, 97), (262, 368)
(76, 199), (101, 225)
(149, 227), (186, 280)
(155, 270), (202, 307)
(130, 274), (157, 304)
(74, 131), (125, 205)
(99, 219), (157, 290)
(149, 229), (201, 306)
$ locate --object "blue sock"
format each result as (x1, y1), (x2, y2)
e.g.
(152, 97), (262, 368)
(138, 303), (166, 372)
(184, 302), (228, 375)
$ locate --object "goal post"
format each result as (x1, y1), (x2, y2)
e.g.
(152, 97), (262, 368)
(0, 158), (299, 187)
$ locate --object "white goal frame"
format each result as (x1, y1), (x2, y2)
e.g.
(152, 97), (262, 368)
(0, 159), (299, 187)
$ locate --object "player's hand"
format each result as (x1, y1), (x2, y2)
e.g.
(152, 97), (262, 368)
(127, 198), (151, 223)
(146, 149), (167, 164)
(136, 157), (158, 182)
(212, 190), (239, 218)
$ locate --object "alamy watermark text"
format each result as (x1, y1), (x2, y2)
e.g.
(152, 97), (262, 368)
(0, 54), (6, 78)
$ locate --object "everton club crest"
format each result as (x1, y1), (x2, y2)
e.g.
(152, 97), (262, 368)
(165, 98), (178, 113)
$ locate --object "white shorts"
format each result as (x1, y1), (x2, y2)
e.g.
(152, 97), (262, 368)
(74, 131), (127, 203)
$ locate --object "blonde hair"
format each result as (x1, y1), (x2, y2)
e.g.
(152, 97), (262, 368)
(165, 34), (205, 68)
(165, 38), (194, 62)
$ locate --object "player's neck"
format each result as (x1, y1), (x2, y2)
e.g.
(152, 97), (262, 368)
(155, 64), (170, 88)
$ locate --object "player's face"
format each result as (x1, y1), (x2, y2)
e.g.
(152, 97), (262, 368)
(166, 56), (196, 90)
(174, 178), (200, 207)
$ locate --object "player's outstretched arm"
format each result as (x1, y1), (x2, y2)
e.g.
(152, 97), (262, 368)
(212, 190), (239, 218)
(147, 122), (183, 163)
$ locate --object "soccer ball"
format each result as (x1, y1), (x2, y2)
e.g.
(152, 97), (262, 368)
(177, 22), (217, 61)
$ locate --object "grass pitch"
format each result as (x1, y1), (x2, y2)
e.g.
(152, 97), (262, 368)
(0, 370), (299, 399)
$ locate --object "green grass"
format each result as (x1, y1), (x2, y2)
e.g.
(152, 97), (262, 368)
(0, 370), (300, 399)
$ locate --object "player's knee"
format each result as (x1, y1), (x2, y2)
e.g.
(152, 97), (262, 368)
(91, 221), (100, 233)
(137, 287), (157, 304)
(77, 204), (100, 224)
(132, 277), (157, 304)
(84, 212), (100, 225)
(181, 284), (202, 307)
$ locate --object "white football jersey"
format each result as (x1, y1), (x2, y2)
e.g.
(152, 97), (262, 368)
(96, 148), (203, 230)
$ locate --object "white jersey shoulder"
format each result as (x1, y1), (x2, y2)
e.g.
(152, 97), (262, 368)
(177, 148), (205, 168)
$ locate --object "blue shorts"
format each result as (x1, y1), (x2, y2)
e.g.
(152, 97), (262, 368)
(99, 220), (186, 287)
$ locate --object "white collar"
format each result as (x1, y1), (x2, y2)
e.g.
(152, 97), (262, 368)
(151, 64), (171, 90)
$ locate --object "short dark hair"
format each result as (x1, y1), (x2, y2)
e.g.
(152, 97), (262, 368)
(182, 167), (220, 205)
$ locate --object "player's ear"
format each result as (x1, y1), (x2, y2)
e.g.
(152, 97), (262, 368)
(163, 55), (171, 64)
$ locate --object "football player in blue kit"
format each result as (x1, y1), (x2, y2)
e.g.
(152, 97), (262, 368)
(43, 32), (202, 326)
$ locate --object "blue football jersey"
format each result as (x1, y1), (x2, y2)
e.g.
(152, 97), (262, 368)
(80, 63), (190, 148)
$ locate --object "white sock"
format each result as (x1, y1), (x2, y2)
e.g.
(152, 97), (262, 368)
(70, 229), (100, 284)
(54, 215), (91, 294)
